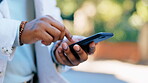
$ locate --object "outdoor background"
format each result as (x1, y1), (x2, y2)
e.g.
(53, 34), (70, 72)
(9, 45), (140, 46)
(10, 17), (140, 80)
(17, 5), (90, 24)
(57, 0), (148, 63)
(57, 0), (147, 41)
(56, 0), (148, 83)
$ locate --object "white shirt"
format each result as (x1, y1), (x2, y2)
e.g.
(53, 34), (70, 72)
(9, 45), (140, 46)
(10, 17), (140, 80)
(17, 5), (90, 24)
(0, 0), (69, 83)
(4, 0), (36, 83)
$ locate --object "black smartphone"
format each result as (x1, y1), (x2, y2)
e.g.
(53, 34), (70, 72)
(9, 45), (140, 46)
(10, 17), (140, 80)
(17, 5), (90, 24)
(69, 32), (114, 59)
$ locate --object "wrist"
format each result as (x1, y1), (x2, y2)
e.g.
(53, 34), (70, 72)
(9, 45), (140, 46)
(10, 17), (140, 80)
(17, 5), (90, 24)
(19, 21), (28, 46)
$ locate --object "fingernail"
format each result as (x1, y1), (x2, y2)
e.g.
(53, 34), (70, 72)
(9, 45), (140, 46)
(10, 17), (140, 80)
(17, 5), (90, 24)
(63, 43), (68, 50)
(91, 43), (95, 48)
(68, 35), (74, 42)
(70, 35), (73, 39)
(74, 44), (80, 52)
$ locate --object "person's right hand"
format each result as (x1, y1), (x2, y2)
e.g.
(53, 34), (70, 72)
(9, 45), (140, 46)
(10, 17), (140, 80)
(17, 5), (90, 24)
(21, 15), (72, 45)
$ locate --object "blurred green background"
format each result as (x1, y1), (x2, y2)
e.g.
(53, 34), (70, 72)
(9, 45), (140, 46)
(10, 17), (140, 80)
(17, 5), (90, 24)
(57, 0), (148, 42)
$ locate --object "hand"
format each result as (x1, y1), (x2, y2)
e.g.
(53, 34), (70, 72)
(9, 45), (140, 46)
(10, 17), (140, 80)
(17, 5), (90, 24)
(21, 15), (72, 45)
(54, 36), (96, 66)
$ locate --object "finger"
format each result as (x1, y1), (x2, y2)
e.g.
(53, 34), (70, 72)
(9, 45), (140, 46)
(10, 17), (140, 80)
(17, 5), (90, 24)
(65, 29), (73, 42)
(55, 40), (62, 49)
(59, 29), (65, 40)
(62, 43), (80, 66)
(55, 47), (73, 66)
(46, 15), (64, 30)
(88, 42), (96, 55)
(45, 15), (73, 41)
(45, 15), (65, 31)
(44, 23), (61, 41)
(55, 47), (65, 65)
(38, 31), (53, 45)
(73, 44), (88, 62)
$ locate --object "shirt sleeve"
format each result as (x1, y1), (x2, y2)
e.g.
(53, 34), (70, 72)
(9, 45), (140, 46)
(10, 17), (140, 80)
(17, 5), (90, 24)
(47, 41), (71, 72)
(0, 18), (21, 60)
(50, 41), (61, 65)
(12, 24), (21, 46)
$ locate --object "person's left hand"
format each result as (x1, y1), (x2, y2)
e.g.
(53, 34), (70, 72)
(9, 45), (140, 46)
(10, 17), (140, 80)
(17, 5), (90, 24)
(54, 36), (96, 66)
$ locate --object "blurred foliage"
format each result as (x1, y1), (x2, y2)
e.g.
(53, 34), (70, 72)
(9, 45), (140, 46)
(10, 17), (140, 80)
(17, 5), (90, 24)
(57, 0), (148, 42)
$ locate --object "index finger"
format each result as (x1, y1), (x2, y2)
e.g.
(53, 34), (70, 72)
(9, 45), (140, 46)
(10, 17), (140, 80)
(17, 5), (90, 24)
(46, 15), (73, 41)
(65, 28), (73, 42)
(46, 15), (65, 31)
(59, 26), (73, 41)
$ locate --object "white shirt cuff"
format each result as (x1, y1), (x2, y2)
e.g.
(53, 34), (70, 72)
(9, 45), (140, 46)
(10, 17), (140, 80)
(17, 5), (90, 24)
(13, 24), (20, 46)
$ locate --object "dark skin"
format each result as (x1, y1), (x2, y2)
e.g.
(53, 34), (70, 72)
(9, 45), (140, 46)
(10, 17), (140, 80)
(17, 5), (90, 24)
(21, 15), (96, 66)
(54, 36), (96, 66)
(21, 15), (72, 45)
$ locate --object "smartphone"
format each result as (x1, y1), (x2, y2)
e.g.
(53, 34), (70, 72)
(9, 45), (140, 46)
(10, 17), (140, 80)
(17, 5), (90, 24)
(69, 32), (114, 59)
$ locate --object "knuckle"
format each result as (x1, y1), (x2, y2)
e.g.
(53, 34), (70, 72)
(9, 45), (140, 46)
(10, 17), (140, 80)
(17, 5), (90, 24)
(55, 31), (61, 37)
(60, 36), (64, 40)
(43, 35), (53, 44)
(33, 28), (41, 35)
(60, 25), (65, 32)
(36, 21), (44, 27)
(49, 36), (53, 42)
